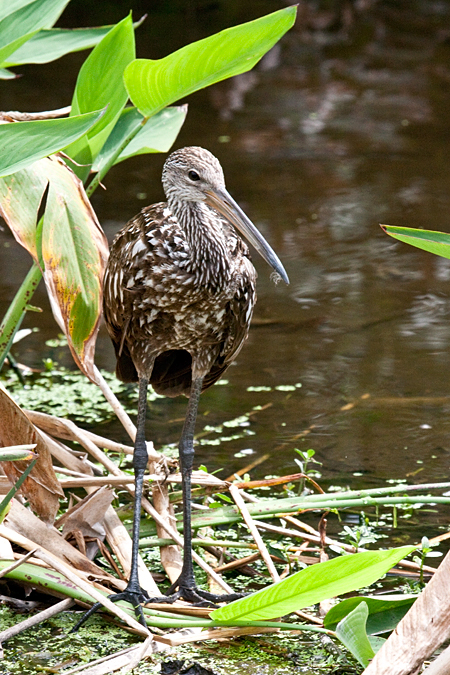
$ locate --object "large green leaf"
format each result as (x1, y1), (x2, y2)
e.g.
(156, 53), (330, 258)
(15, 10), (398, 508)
(92, 105), (187, 173)
(335, 602), (376, 667)
(41, 157), (108, 381)
(324, 594), (416, 634)
(124, 6), (297, 118)
(4, 26), (113, 66)
(0, 1), (41, 22)
(0, 0), (70, 65)
(0, 157), (108, 381)
(211, 546), (415, 622)
(0, 168), (47, 259)
(65, 14), (135, 174)
(381, 224), (450, 260)
(0, 110), (104, 176)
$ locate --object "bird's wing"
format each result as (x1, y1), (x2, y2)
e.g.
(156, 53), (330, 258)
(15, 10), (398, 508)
(102, 204), (168, 382)
(203, 265), (256, 391)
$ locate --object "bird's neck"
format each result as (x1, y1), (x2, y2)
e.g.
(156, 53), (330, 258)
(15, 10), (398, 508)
(170, 200), (231, 283)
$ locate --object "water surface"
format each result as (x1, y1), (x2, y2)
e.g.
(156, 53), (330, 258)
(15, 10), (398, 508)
(1, 2), (450, 538)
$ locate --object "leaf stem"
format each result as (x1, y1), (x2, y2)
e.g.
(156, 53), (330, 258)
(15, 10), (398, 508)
(0, 457), (38, 518)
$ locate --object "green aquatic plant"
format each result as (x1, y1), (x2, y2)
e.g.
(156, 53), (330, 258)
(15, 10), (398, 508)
(0, 1), (297, 380)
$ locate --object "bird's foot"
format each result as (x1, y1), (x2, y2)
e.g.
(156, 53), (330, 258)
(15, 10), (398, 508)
(70, 585), (150, 632)
(146, 575), (245, 608)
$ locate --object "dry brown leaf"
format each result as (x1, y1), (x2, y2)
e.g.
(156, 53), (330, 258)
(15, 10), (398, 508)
(5, 499), (112, 579)
(149, 480), (181, 583)
(56, 486), (114, 538)
(0, 386), (63, 523)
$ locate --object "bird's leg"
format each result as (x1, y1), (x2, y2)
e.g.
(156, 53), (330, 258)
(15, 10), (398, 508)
(154, 376), (243, 607)
(71, 376), (151, 632)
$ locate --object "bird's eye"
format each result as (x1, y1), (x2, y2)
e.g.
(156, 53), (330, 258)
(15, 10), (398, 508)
(188, 170), (200, 181)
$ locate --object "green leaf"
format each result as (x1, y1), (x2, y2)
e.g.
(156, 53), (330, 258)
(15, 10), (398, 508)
(0, 157), (108, 381)
(41, 157), (108, 381)
(369, 635), (387, 654)
(0, 1), (40, 22)
(0, 560), (98, 603)
(0, 263), (42, 368)
(65, 14), (135, 173)
(211, 546), (415, 621)
(0, 0), (70, 65)
(0, 457), (38, 522)
(0, 67), (17, 79)
(124, 6), (297, 117)
(0, 110), (105, 177)
(92, 105), (187, 172)
(335, 602), (375, 667)
(324, 594), (416, 634)
(4, 26), (113, 66)
(381, 224), (450, 260)
(0, 167), (47, 259)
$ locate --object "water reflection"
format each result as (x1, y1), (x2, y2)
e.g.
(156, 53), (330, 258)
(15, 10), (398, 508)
(1, 2), (450, 514)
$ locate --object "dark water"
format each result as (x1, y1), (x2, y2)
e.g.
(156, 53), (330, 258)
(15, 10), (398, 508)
(2, 1), (450, 518)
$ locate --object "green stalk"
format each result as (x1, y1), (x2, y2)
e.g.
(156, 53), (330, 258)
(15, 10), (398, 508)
(211, 620), (335, 636)
(0, 457), (38, 520)
(0, 261), (42, 369)
(0, 561), (335, 635)
(293, 481), (450, 503)
(120, 600), (335, 635)
(139, 538), (260, 550)
(138, 494), (450, 536)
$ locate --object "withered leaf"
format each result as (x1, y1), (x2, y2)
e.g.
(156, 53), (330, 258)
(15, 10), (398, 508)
(0, 385), (63, 524)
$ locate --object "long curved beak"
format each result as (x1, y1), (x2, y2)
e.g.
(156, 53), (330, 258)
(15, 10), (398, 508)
(204, 187), (289, 285)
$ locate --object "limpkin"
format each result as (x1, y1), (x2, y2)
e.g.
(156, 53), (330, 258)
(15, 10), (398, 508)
(75, 146), (289, 628)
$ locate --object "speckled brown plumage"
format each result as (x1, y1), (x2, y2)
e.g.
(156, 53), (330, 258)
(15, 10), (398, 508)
(103, 147), (256, 397)
(76, 146), (289, 618)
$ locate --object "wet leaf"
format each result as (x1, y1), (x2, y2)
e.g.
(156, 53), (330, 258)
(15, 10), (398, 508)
(124, 6), (297, 117)
(0, 156), (109, 381)
(0, 109), (104, 176)
(381, 224), (450, 260)
(211, 546), (415, 621)
(0, 0), (70, 65)
(0, 386), (63, 523)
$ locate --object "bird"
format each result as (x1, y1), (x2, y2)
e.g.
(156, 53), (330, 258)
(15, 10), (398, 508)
(73, 146), (289, 629)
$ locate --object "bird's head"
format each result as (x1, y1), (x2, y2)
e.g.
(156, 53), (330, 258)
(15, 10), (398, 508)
(162, 146), (225, 204)
(162, 146), (289, 285)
